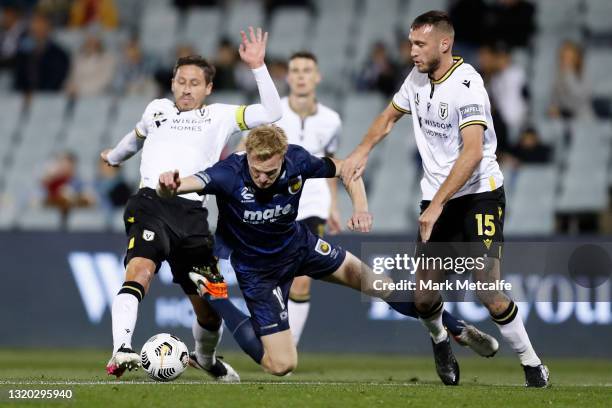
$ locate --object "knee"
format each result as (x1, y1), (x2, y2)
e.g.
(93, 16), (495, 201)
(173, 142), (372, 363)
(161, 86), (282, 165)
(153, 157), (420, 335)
(126, 258), (156, 289)
(263, 354), (297, 376)
(290, 277), (311, 299)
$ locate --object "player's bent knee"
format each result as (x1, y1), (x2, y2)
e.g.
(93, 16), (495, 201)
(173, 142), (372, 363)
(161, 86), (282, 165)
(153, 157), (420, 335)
(290, 276), (311, 298)
(263, 355), (297, 376)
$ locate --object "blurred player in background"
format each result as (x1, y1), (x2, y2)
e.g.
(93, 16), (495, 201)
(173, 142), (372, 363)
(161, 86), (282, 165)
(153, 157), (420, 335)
(342, 11), (549, 387)
(100, 27), (281, 381)
(237, 51), (342, 346)
(158, 125), (499, 382)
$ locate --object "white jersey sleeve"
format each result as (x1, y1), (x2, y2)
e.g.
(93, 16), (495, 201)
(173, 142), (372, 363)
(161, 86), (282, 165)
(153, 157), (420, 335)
(456, 75), (489, 132)
(324, 114), (341, 156)
(391, 70), (413, 114)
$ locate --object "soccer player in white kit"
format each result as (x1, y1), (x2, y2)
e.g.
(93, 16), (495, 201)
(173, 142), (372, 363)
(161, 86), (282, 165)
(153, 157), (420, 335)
(343, 11), (549, 387)
(100, 27), (282, 381)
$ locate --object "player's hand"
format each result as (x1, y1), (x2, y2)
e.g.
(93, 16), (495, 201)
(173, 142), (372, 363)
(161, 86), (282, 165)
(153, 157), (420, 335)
(327, 206), (342, 235)
(239, 26), (268, 69)
(419, 201), (443, 242)
(157, 170), (181, 198)
(341, 145), (369, 182)
(348, 211), (372, 233)
(100, 149), (119, 167)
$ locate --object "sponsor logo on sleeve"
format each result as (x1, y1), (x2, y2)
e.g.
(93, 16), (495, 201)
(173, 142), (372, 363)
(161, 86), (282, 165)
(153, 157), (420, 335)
(459, 104), (484, 120)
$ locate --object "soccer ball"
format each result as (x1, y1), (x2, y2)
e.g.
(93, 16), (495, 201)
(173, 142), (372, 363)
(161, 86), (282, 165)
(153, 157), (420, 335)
(140, 333), (189, 382)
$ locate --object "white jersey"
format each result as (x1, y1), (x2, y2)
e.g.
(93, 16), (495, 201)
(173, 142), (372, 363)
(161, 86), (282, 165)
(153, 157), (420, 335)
(136, 98), (246, 201)
(275, 97), (341, 220)
(392, 57), (504, 201)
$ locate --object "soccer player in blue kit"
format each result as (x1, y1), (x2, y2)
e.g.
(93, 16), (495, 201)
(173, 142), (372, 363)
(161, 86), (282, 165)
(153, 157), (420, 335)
(157, 125), (497, 382)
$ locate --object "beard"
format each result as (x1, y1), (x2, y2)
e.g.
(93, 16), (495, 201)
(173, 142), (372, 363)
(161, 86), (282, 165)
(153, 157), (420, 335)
(417, 55), (441, 75)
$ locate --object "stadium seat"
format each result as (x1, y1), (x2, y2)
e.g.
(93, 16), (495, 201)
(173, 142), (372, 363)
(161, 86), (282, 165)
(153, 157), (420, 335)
(583, 0), (612, 35)
(352, 0), (402, 65)
(178, 7), (222, 58)
(16, 207), (63, 230)
(70, 96), (114, 128)
(536, 0), (581, 34)
(26, 94), (68, 127)
(140, 4), (179, 60)
(267, 7), (312, 58)
(67, 208), (109, 231)
(310, 12), (352, 92)
(224, 2), (265, 43)
(557, 167), (608, 213)
(584, 50), (612, 98)
(505, 165), (557, 235)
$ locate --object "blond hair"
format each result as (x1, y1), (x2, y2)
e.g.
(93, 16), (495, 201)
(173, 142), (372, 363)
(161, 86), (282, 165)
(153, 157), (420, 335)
(245, 125), (288, 161)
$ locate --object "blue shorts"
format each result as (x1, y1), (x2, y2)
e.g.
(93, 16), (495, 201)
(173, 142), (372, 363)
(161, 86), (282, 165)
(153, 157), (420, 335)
(228, 226), (346, 336)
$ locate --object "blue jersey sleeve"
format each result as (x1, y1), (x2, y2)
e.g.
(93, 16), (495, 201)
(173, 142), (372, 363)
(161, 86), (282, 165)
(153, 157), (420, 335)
(294, 145), (336, 179)
(193, 160), (235, 195)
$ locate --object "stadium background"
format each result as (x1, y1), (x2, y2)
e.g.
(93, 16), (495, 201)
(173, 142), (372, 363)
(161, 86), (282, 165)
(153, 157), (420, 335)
(0, 0), (610, 360)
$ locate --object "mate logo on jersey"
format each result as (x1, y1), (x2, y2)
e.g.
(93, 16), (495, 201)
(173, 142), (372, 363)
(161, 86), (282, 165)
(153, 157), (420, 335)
(243, 204), (293, 223)
(288, 175), (303, 195)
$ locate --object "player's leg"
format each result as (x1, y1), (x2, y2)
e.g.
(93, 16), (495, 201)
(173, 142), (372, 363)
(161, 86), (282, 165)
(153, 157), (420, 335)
(288, 217), (325, 346)
(260, 330), (298, 376)
(189, 263), (295, 375)
(107, 191), (170, 377)
(303, 230), (460, 385)
(466, 188), (548, 387)
(288, 276), (311, 346)
(169, 203), (240, 381)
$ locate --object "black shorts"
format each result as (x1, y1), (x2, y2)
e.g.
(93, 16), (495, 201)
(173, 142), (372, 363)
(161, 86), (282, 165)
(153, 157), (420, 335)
(299, 216), (327, 237)
(123, 188), (215, 294)
(417, 186), (505, 260)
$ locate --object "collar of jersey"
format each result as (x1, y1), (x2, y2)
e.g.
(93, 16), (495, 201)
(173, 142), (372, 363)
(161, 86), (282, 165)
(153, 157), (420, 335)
(429, 56), (464, 85)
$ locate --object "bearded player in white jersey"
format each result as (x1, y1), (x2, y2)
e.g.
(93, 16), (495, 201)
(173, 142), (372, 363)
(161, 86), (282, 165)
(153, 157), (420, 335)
(99, 27), (282, 381)
(343, 11), (549, 387)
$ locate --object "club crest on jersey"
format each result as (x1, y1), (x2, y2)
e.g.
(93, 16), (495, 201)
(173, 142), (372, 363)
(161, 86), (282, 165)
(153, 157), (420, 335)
(439, 102), (449, 120)
(315, 238), (331, 256)
(142, 230), (155, 241)
(288, 175), (303, 195)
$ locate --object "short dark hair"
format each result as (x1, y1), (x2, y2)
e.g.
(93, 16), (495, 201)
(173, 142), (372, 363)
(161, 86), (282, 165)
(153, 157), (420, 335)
(289, 51), (318, 64)
(411, 10), (454, 35)
(172, 55), (216, 84)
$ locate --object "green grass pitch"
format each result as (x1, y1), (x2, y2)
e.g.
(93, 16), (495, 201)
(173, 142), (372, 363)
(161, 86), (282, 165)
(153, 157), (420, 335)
(1, 349), (610, 407)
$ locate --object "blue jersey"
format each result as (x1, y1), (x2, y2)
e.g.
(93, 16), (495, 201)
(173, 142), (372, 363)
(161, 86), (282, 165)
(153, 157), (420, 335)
(194, 145), (336, 266)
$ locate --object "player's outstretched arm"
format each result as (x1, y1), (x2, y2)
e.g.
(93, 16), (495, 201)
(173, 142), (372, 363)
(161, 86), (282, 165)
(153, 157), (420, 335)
(101, 130), (145, 166)
(332, 158), (372, 233)
(156, 170), (206, 198)
(342, 103), (404, 182)
(238, 27), (282, 128)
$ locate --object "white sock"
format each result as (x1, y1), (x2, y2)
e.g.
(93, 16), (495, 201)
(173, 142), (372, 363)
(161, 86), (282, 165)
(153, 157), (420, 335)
(193, 320), (223, 369)
(494, 308), (541, 367)
(420, 308), (448, 344)
(288, 299), (310, 346)
(112, 293), (139, 352)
